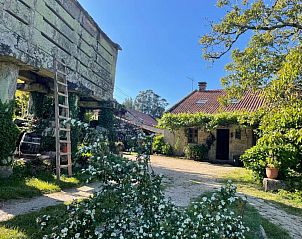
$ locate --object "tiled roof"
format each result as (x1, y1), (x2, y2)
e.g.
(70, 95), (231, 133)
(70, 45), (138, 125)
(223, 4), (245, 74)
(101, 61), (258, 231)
(126, 109), (158, 127)
(168, 90), (264, 114)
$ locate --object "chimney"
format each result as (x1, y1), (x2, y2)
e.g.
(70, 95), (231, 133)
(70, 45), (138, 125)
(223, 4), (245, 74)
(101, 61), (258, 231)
(198, 82), (207, 91)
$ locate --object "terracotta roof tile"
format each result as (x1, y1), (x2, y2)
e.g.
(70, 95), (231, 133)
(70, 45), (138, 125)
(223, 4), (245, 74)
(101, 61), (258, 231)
(126, 109), (158, 127)
(169, 90), (264, 114)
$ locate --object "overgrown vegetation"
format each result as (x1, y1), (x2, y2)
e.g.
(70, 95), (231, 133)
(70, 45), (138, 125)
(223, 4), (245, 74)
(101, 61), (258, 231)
(0, 100), (20, 166)
(158, 111), (262, 131)
(30, 124), (249, 238)
(184, 143), (209, 161)
(152, 135), (173, 156)
(241, 103), (302, 184)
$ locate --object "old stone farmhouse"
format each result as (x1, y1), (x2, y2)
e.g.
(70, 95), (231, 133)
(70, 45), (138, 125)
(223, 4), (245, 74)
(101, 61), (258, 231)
(0, 0), (120, 104)
(164, 82), (264, 164)
(0, 0), (120, 178)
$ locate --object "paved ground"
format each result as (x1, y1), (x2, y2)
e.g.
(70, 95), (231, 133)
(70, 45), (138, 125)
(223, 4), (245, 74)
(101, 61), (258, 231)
(0, 182), (102, 222)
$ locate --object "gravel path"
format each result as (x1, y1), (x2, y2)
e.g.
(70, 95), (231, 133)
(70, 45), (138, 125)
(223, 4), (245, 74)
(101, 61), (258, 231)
(0, 182), (102, 222)
(146, 155), (302, 239)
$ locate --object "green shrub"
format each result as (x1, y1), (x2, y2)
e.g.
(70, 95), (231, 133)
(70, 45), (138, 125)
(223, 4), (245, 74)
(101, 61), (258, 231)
(184, 143), (208, 161)
(0, 101), (20, 166)
(152, 135), (173, 155)
(241, 104), (302, 183)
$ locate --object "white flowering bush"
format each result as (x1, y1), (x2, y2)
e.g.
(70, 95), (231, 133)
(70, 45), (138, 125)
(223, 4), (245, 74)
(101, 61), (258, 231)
(38, 128), (249, 239)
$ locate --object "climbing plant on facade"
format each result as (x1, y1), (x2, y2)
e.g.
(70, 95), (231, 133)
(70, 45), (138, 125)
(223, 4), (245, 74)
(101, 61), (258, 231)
(0, 101), (20, 166)
(158, 111), (262, 131)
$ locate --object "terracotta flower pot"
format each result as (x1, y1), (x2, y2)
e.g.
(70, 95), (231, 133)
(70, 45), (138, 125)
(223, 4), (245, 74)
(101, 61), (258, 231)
(266, 167), (279, 179)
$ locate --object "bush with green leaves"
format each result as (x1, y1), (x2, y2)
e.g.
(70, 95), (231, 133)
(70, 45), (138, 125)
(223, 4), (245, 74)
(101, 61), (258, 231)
(0, 101), (20, 166)
(38, 129), (249, 238)
(184, 143), (209, 161)
(152, 135), (173, 156)
(241, 103), (302, 182)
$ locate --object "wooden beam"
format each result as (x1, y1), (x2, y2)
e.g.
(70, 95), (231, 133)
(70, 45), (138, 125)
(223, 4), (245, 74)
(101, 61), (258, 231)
(17, 82), (49, 93)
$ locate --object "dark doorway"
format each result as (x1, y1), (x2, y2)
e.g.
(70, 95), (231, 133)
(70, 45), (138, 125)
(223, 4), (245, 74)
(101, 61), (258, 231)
(216, 129), (230, 160)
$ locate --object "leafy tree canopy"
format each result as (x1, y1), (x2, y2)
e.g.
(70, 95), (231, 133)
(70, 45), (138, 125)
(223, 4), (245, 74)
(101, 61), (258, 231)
(134, 90), (168, 118)
(122, 97), (135, 110)
(200, 0), (302, 107)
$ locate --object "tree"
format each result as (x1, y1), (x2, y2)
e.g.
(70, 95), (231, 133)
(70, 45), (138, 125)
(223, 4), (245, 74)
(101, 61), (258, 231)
(122, 97), (135, 109)
(134, 90), (168, 118)
(200, 0), (302, 107)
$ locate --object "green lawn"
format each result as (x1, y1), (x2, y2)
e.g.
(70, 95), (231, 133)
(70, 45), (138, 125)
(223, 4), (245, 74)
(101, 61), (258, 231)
(0, 204), (67, 239)
(243, 204), (290, 239)
(0, 172), (88, 202)
(217, 168), (302, 218)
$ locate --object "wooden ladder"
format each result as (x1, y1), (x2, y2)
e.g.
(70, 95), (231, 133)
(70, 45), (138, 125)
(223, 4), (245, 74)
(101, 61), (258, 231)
(54, 59), (72, 180)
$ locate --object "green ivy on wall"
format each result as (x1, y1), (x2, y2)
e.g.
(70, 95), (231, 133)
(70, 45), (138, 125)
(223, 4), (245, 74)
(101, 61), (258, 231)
(158, 110), (264, 131)
(68, 93), (81, 157)
(0, 100), (20, 166)
(98, 107), (117, 151)
(30, 92), (55, 152)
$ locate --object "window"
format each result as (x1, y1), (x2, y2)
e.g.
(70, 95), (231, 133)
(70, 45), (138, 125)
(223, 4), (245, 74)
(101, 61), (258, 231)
(196, 99), (208, 104)
(235, 128), (241, 139)
(188, 128), (198, 143)
(230, 98), (240, 104)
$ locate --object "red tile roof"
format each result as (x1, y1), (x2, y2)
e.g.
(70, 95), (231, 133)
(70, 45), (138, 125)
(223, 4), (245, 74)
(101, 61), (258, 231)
(126, 109), (158, 127)
(168, 90), (264, 114)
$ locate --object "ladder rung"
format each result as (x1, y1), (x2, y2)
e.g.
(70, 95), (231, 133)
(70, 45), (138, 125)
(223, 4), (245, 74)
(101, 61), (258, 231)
(60, 165), (70, 169)
(21, 141), (40, 145)
(59, 116), (71, 120)
(58, 92), (68, 97)
(59, 104), (69, 109)
(60, 152), (71, 156)
(60, 140), (71, 144)
(57, 70), (67, 76)
(59, 128), (70, 132)
(57, 81), (67, 86)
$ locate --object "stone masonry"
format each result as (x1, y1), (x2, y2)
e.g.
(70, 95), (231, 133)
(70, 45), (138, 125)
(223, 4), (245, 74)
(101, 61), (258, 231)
(0, 0), (120, 101)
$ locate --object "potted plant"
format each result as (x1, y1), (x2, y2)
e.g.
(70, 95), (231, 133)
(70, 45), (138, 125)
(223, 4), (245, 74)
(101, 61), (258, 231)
(265, 151), (279, 179)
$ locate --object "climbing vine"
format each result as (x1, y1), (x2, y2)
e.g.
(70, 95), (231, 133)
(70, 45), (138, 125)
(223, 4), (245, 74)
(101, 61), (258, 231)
(30, 92), (55, 151)
(0, 100), (20, 166)
(158, 111), (264, 131)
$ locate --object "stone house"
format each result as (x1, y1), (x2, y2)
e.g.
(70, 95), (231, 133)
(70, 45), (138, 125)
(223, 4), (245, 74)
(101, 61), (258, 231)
(164, 82), (264, 164)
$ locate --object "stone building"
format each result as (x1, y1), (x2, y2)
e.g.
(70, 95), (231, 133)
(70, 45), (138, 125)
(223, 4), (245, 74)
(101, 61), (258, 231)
(164, 82), (264, 164)
(0, 0), (120, 106)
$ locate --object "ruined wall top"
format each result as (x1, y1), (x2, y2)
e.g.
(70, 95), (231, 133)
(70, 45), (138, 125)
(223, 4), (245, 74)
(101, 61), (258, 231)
(0, 0), (121, 101)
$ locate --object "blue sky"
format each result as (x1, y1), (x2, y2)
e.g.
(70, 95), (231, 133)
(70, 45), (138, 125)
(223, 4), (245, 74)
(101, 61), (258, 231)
(78, 0), (242, 107)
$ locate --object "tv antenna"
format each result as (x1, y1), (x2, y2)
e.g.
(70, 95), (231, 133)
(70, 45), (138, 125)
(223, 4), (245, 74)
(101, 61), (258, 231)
(186, 76), (194, 91)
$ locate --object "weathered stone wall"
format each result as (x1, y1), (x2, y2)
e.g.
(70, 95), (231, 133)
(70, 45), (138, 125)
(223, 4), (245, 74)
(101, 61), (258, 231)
(163, 129), (187, 156)
(164, 126), (254, 162)
(207, 126), (254, 162)
(0, 0), (120, 100)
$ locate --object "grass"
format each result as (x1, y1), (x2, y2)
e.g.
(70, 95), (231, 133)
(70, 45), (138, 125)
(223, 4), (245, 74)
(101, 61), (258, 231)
(217, 168), (302, 218)
(243, 204), (290, 239)
(0, 172), (88, 202)
(0, 204), (67, 239)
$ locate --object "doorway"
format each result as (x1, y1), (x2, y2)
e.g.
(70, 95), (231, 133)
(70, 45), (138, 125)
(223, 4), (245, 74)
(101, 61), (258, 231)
(216, 129), (229, 160)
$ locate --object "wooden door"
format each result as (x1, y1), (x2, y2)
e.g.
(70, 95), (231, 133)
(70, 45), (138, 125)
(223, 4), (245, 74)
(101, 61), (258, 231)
(216, 129), (230, 160)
